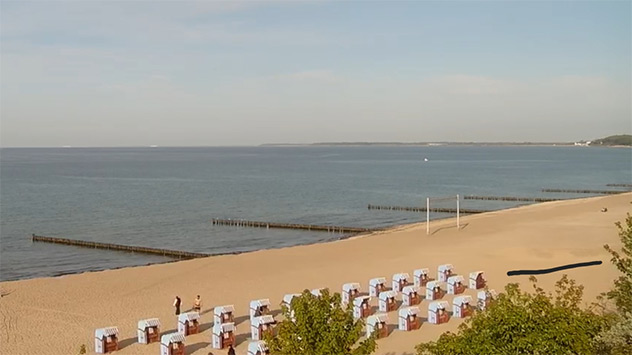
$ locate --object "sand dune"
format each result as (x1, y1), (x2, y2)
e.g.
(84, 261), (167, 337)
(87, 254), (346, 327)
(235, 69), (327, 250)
(1, 193), (630, 355)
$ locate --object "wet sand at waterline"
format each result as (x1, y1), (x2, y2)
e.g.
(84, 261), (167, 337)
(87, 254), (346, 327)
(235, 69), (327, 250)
(1, 193), (630, 355)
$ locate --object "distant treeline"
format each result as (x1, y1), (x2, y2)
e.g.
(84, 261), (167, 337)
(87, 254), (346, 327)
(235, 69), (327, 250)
(261, 135), (632, 147)
(592, 135), (632, 147)
(262, 142), (576, 147)
(312, 142), (575, 146)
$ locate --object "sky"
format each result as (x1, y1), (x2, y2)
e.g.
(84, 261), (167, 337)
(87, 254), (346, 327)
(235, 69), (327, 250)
(1, 0), (630, 147)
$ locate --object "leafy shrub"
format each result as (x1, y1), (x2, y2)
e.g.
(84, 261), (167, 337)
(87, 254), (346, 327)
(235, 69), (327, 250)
(416, 276), (606, 355)
(265, 289), (376, 354)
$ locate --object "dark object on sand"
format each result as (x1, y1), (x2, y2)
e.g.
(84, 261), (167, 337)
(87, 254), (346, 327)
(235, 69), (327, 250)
(507, 260), (602, 276)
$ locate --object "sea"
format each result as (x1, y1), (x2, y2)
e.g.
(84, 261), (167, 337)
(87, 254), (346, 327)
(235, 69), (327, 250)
(1, 146), (630, 282)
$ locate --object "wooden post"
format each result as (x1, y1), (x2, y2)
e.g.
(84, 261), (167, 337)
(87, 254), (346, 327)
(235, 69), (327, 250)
(456, 194), (460, 230)
(426, 198), (430, 235)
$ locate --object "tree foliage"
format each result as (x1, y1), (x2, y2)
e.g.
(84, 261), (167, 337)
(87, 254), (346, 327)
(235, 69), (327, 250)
(416, 275), (606, 355)
(265, 289), (377, 355)
(592, 135), (632, 146)
(594, 312), (632, 355)
(594, 212), (632, 354)
(603, 212), (632, 314)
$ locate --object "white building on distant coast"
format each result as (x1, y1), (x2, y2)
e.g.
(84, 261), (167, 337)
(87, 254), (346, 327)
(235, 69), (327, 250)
(574, 141), (591, 146)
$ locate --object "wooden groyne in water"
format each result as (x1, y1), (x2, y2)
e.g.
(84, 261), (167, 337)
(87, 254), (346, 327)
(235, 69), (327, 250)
(464, 195), (562, 202)
(607, 184), (632, 188)
(541, 189), (630, 195)
(32, 235), (210, 259)
(211, 219), (379, 233)
(367, 204), (489, 214)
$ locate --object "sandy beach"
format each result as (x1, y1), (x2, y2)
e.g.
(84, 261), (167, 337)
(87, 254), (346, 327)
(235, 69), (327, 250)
(1, 193), (630, 355)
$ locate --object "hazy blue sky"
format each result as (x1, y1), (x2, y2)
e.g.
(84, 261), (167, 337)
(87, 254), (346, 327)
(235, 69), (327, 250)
(1, 1), (630, 147)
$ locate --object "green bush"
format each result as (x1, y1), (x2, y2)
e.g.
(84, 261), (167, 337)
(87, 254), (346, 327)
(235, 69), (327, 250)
(595, 212), (632, 354)
(594, 312), (632, 355)
(415, 276), (607, 355)
(603, 212), (632, 314)
(265, 289), (376, 355)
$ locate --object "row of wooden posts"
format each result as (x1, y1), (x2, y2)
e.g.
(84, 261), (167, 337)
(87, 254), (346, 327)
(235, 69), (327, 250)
(606, 183), (632, 188)
(541, 188), (630, 194)
(210, 218), (378, 234)
(33, 186), (630, 260)
(463, 195), (561, 202)
(367, 204), (488, 214)
(32, 235), (211, 259)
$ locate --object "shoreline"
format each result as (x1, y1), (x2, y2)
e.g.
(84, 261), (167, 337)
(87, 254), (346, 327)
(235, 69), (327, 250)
(8, 193), (615, 283)
(4, 214), (460, 283)
(1, 193), (630, 354)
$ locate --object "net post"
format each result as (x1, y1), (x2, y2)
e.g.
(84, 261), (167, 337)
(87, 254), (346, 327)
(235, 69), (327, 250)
(426, 197), (430, 235)
(456, 194), (460, 230)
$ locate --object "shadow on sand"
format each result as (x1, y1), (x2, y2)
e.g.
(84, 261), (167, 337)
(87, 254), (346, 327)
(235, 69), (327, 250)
(431, 222), (469, 236)
(235, 332), (251, 346)
(186, 341), (210, 353)
(118, 336), (137, 349)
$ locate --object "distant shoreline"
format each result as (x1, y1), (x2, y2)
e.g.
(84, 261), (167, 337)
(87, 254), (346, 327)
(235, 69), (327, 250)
(261, 142), (628, 148)
(3, 141), (630, 149)
(2, 143), (629, 149)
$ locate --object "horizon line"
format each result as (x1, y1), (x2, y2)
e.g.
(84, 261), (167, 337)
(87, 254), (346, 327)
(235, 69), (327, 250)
(0, 141), (595, 149)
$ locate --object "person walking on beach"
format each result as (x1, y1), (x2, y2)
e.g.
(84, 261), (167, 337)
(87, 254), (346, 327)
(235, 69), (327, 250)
(193, 295), (202, 313)
(173, 296), (181, 315)
(227, 345), (235, 355)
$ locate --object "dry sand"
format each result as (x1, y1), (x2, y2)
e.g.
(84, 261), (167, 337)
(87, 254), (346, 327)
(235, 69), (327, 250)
(1, 193), (630, 355)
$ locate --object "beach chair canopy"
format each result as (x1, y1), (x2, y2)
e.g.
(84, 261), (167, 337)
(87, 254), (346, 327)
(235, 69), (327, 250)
(399, 306), (420, 318)
(478, 289), (497, 300)
(178, 312), (200, 323)
(379, 290), (398, 301)
(282, 293), (301, 305)
(426, 280), (442, 290)
(447, 275), (465, 284)
(252, 315), (275, 327)
(469, 271), (484, 280)
(250, 299), (271, 310)
(402, 285), (420, 295)
(214, 305), (235, 316)
(213, 322), (235, 335)
(95, 327), (119, 339)
(248, 340), (269, 353)
(369, 277), (386, 286)
(353, 296), (371, 307)
(161, 332), (185, 345)
(414, 268), (429, 277)
(367, 313), (388, 326)
(343, 283), (360, 292)
(138, 318), (160, 329)
(438, 264), (454, 272)
(429, 301), (449, 312)
(311, 288), (326, 296)
(453, 295), (473, 306)
(393, 273), (410, 282)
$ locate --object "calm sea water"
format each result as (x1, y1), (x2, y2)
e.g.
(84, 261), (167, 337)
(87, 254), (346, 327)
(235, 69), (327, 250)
(1, 146), (630, 281)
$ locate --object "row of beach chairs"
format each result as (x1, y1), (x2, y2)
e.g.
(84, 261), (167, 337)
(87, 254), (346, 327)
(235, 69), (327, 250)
(94, 263), (496, 354)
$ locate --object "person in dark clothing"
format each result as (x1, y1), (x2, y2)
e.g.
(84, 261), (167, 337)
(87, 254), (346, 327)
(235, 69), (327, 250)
(227, 345), (236, 355)
(173, 296), (181, 315)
